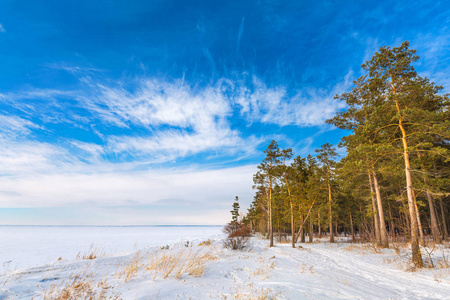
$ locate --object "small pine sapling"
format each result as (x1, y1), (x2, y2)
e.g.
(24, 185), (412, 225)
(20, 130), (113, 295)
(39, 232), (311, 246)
(224, 196), (251, 250)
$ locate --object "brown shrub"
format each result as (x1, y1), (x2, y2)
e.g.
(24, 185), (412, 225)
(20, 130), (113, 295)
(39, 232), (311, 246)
(223, 222), (251, 250)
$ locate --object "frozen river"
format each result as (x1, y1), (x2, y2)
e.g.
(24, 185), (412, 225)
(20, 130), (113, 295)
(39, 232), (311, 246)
(0, 225), (223, 270)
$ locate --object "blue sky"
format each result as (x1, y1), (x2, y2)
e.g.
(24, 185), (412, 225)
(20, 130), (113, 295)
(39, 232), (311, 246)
(0, 0), (449, 225)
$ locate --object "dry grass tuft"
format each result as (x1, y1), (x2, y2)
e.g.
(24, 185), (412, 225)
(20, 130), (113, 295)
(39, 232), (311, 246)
(147, 248), (217, 279)
(42, 274), (121, 300)
(115, 251), (143, 283)
(298, 263), (315, 274)
(214, 283), (282, 299)
(76, 244), (104, 260)
(250, 256), (276, 280)
(198, 239), (212, 246)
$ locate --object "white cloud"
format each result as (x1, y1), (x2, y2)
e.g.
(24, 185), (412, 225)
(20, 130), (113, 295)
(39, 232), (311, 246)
(0, 115), (40, 137)
(108, 127), (258, 163)
(89, 79), (231, 130)
(0, 165), (256, 219)
(0, 72), (355, 225)
(0, 140), (70, 175)
(76, 78), (262, 161)
(235, 72), (352, 126)
(413, 34), (450, 93)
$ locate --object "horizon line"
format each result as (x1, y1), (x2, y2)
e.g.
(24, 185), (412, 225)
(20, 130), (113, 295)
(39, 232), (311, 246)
(0, 224), (224, 227)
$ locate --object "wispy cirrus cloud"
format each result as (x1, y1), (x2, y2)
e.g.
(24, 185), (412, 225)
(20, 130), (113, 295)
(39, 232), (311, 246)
(413, 33), (450, 93)
(88, 78), (231, 130)
(235, 72), (352, 126)
(1, 71), (354, 168)
(78, 77), (261, 161)
(0, 114), (41, 137)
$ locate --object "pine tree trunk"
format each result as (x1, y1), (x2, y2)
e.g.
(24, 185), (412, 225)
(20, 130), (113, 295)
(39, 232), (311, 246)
(350, 213), (355, 243)
(269, 185), (274, 247)
(372, 171), (389, 248)
(291, 201), (295, 248)
(278, 223), (281, 243)
(335, 220), (338, 237)
(426, 191), (442, 243)
(359, 204), (366, 242)
(412, 190), (425, 246)
(328, 182), (334, 243)
(283, 174), (295, 248)
(390, 72), (423, 267)
(318, 212), (322, 238)
(403, 142), (423, 267)
(299, 215), (305, 243)
(388, 201), (395, 238)
(301, 225), (306, 243)
(368, 172), (381, 244)
(439, 197), (449, 241)
(309, 218), (313, 243)
(403, 203), (411, 237)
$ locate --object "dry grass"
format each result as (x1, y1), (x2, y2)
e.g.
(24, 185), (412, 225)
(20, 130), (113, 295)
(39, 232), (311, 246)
(213, 283), (282, 299)
(336, 274), (352, 287)
(42, 273), (121, 300)
(198, 239), (212, 246)
(76, 244), (104, 260)
(1, 260), (12, 287)
(297, 262), (315, 274)
(249, 256), (276, 280)
(115, 251), (143, 283)
(147, 248), (217, 279)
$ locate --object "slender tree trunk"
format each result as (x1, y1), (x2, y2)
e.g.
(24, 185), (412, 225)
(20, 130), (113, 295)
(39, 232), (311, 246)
(278, 223), (281, 243)
(418, 160), (442, 244)
(439, 198), (449, 241)
(350, 213), (355, 243)
(403, 203), (411, 237)
(372, 171), (389, 248)
(335, 221), (338, 237)
(403, 137), (423, 267)
(359, 204), (366, 242)
(300, 215), (305, 243)
(309, 218), (313, 243)
(368, 172), (381, 244)
(388, 201), (395, 238)
(328, 182), (334, 243)
(290, 201), (295, 247)
(269, 185), (274, 247)
(318, 212), (322, 238)
(412, 190), (425, 246)
(301, 225), (306, 243)
(281, 173), (296, 248)
(426, 191), (442, 243)
(390, 72), (423, 267)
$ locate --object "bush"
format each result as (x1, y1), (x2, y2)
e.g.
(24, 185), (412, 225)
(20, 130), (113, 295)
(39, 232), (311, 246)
(223, 222), (251, 250)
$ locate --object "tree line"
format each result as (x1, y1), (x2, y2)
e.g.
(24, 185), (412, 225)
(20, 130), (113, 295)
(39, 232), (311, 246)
(242, 41), (449, 268)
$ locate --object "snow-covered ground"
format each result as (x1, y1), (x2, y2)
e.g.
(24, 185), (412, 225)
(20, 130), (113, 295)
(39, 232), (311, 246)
(1, 231), (450, 299)
(0, 225), (223, 270)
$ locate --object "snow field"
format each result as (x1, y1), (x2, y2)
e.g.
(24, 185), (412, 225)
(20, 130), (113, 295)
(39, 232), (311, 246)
(2, 236), (450, 299)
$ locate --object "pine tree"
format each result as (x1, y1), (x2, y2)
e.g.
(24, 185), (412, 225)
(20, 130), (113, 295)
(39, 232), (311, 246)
(329, 41), (449, 267)
(231, 196), (240, 223)
(253, 140), (282, 247)
(316, 143), (338, 243)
